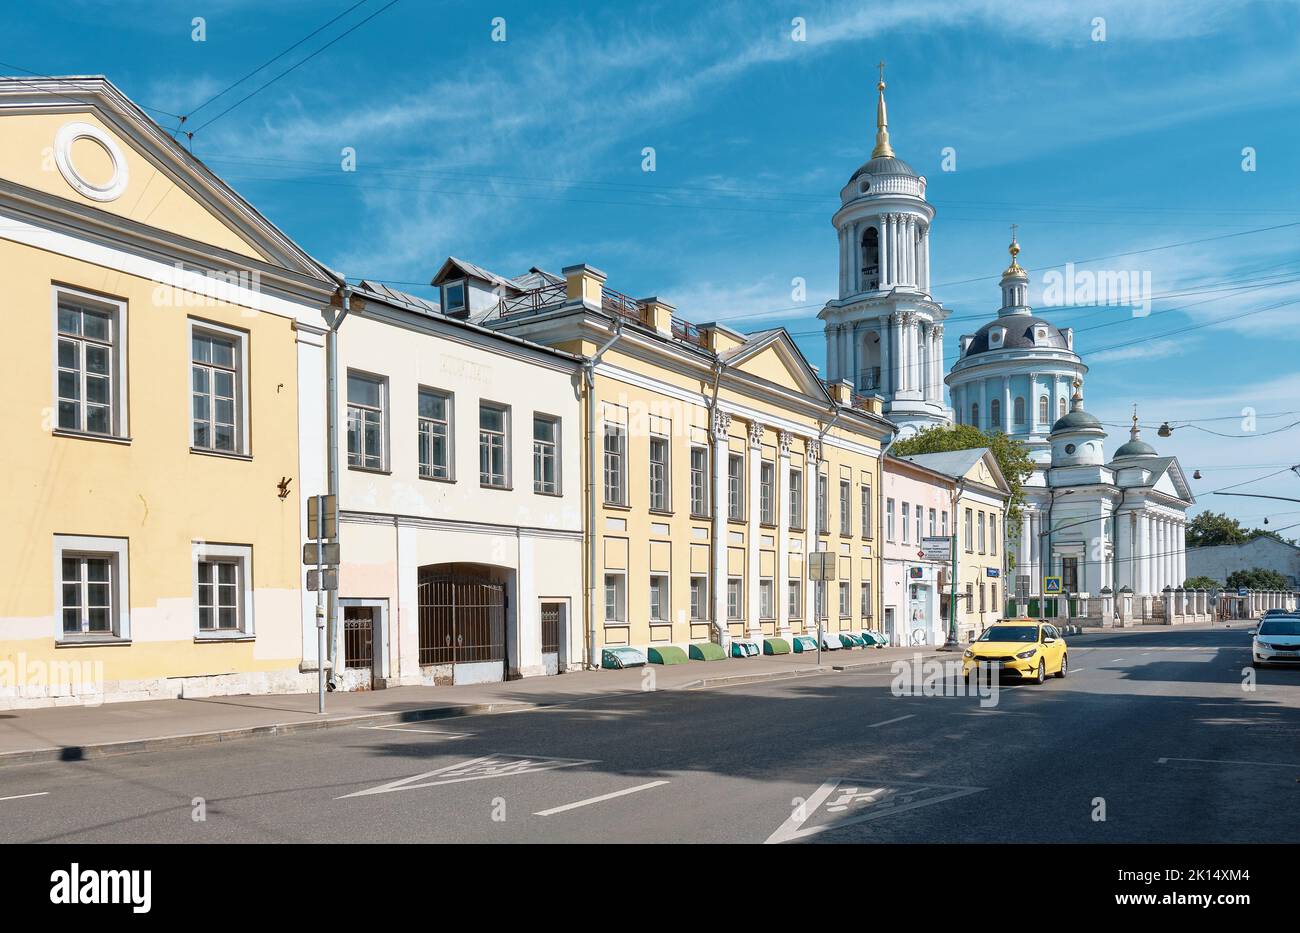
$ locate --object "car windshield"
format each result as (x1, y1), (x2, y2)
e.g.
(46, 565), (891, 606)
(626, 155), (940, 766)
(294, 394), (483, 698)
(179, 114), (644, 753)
(980, 625), (1039, 643)
(1259, 618), (1300, 636)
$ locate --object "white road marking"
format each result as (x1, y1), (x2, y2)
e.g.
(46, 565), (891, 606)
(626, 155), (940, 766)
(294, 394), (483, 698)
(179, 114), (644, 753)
(1110, 658), (1126, 662)
(0, 792), (48, 803)
(766, 778), (984, 844)
(868, 714), (915, 728)
(360, 724), (474, 736)
(338, 754), (595, 799)
(1156, 756), (1298, 768)
(534, 780), (669, 816)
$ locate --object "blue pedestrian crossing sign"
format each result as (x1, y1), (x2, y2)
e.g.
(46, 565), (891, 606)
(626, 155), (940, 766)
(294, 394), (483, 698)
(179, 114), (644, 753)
(1043, 576), (1063, 594)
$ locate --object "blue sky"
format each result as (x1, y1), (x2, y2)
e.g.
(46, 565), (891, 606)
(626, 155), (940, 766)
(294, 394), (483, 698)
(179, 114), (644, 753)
(6, 0), (1300, 530)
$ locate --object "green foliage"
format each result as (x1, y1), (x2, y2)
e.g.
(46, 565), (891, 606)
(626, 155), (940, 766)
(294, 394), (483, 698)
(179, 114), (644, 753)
(1226, 568), (1290, 591)
(1182, 575), (1221, 590)
(891, 424), (1034, 533)
(1186, 511), (1250, 548)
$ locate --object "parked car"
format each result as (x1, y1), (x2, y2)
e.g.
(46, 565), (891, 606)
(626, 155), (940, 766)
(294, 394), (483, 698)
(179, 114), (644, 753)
(1252, 614), (1300, 667)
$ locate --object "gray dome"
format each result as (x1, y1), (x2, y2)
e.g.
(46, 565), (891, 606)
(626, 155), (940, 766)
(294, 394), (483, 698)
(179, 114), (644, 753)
(849, 155), (918, 181)
(964, 316), (1070, 357)
(1051, 407), (1103, 433)
(1113, 438), (1158, 458)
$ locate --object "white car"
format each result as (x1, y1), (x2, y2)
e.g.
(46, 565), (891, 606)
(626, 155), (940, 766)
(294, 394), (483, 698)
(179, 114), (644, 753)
(1252, 614), (1300, 667)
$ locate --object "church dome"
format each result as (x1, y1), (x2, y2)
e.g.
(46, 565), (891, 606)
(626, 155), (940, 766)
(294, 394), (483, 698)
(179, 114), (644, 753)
(1112, 410), (1159, 458)
(850, 154), (918, 181)
(964, 316), (1070, 357)
(1050, 387), (1103, 433)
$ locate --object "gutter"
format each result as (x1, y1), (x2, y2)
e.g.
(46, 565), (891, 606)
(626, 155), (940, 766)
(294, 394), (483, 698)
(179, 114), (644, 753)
(324, 277), (353, 688)
(584, 319), (624, 668)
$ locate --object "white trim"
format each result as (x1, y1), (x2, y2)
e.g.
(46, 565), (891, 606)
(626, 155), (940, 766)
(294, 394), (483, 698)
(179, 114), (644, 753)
(191, 541), (255, 639)
(53, 121), (129, 202)
(50, 284), (129, 439)
(52, 534), (131, 642)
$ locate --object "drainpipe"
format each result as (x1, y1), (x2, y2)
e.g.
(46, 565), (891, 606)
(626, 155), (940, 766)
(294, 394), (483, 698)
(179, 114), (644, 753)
(705, 358), (726, 646)
(946, 478), (966, 647)
(877, 429), (898, 645)
(584, 319), (624, 668)
(325, 279), (353, 688)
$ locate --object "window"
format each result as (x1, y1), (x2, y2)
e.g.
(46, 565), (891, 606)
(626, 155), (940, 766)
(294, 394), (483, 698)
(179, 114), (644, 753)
(971, 402), (979, 427)
(649, 575), (669, 621)
(56, 294), (124, 437)
(419, 389), (452, 480)
(346, 372), (386, 470)
(965, 508), (974, 551)
(942, 511), (949, 536)
(760, 579), (774, 619)
(965, 582), (974, 614)
(727, 578), (743, 620)
(1059, 397), (1067, 418)
(916, 506), (923, 545)
(788, 580), (802, 619)
(902, 502), (910, 544)
(193, 542), (254, 637)
(861, 580), (874, 618)
(1039, 396), (1049, 424)
(928, 508), (937, 538)
(479, 403), (510, 488)
(886, 498), (896, 541)
(690, 446), (709, 516)
(990, 515), (998, 554)
(604, 573), (626, 622)
(1014, 396), (1026, 426)
(861, 484), (873, 538)
(789, 468), (804, 529)
(978, 512), (986, 553)
(979, 582), (986, 613)
(649, 435), (670, 511)
(603, 423), (626, 505)
(190, 323), (247, 454)
(55, 535), (129, 642)
(760, 461), (776, 524)
(690, 576), (708, 620)
(728, 453), (744, 520)
(441, 279), (466, 316)
(839, 480), (852, 535)
(992, 583), (998, 614)
(990, 398), (1001, 429)
(839, 582), (850, 618)
(533, 415), (560, 494)
(816, 473), (828, 534)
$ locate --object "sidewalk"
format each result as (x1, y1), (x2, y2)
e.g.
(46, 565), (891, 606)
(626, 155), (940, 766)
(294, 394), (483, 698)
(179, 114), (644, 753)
(0, 644), (942, 767)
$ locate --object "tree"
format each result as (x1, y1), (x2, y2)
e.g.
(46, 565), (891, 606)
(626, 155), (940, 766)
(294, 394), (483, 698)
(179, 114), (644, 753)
(1225, 568), (1289, 591)
(891, 424), (1034, 533)
(1185, 511), (1249, 548)
(1182, 575), (1221, 590)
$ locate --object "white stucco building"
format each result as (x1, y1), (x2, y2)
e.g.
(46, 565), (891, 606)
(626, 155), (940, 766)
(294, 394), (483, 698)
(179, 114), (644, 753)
(324, 277), (585, 689)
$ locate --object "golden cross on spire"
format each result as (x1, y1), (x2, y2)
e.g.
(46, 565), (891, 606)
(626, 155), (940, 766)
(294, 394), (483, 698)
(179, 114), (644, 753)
(877, 60), (886, 89)
(871, 59), (894, 159)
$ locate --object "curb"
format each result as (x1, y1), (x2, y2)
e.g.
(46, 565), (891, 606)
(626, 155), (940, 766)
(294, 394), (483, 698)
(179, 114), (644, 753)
(0, 700), (539, 768)
(679, 649), (946, 689)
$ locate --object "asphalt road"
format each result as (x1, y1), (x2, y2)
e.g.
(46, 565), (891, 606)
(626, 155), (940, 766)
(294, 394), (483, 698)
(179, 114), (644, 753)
(1, 624), (1296, 844)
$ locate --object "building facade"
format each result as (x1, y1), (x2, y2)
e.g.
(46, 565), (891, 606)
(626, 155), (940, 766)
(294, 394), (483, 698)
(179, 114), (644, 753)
(1187, 536), (1300, 591)
(483, 263), (893, 658)
(327, 279), (585, 688)
(0, 77), (337, 708)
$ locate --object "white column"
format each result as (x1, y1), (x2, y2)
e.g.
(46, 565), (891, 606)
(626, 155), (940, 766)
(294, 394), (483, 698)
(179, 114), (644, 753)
(923, 224), (931, 293)
(1002, 376), (1011, 432)
(879, 216), (890, 288)
(979, 379), (988, 429)
(711, 410), (732, 647)
(1177, 520), (1186, 586)
(933, 324), (944, 402)
(890, 215), (900, 284)
(777, 432), (793, 637)
(880, 316), (892, 396)
(746, 421), (763, 641)
(1116, 511), (1132, 591)
(894, 314), (906, 392)
(804, 439), (820, 630)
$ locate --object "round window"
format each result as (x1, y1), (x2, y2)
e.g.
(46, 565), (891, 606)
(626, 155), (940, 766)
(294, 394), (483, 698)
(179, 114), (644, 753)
(1064, 443), (1077, 454)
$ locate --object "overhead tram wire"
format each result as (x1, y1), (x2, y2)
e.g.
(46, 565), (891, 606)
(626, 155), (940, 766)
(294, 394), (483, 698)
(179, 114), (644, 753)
(188, 0), (403, 136)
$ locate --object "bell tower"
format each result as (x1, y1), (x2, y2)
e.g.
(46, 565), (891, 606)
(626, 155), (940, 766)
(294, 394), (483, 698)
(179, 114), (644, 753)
(819, 64), (951, 437)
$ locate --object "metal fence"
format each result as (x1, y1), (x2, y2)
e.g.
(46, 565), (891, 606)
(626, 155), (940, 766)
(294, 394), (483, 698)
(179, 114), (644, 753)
(418, 572), (506, 667)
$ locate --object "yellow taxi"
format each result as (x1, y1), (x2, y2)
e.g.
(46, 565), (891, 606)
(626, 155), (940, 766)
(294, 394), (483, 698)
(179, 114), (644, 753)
(963, 619), (1068, 684)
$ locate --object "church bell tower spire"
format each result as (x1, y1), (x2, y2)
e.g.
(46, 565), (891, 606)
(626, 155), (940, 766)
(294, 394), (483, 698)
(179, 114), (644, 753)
(872, 61), (895, 159)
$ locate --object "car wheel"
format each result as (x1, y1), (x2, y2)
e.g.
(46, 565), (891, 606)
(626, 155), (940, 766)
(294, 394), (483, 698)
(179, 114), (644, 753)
(1056, 653), (1068, 678)
(1034, 659), (1046, 684)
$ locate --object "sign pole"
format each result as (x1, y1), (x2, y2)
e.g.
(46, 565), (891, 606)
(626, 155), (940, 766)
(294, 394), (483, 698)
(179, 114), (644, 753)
(315, 495), (325, 715)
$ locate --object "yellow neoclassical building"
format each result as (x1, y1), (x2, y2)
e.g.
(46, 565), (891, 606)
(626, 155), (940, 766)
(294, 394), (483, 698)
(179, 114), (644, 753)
(457, 262), (894, 659)
(0, 77), (337, 706)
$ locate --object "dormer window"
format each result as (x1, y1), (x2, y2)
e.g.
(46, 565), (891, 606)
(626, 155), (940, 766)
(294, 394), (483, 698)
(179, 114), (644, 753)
(441, 280), (467, 317)
(988, 326), (1005, 349)
(1034, 327), (1048, 344)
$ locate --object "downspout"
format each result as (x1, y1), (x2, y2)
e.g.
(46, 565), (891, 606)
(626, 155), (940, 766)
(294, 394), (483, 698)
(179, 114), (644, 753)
(948, 478), (966, 645)
(325, 279), (353, 687)
(584, 319), (624, 668)
(877, 428), (898, 644)
(705, 357), (726, 645)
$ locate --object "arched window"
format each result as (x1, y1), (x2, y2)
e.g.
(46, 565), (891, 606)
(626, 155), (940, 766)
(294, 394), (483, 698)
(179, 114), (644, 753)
(861, 227), (880, 290)
(990, 398), (1001, 429)
(1059, 397), (1067, 418)
(1014, 396), (1026, 426)
(1038, 396), (1049, 424)
(971, 402), (980, 427)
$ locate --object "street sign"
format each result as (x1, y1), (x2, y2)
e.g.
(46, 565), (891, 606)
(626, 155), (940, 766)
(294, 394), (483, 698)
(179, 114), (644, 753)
(306, 494), (337, 540)
(307, 568), (338, 592)
(985, 567), (1000, 578)
(1237, 586), (1249, 597)
(1044, 575), (1063, 594)
(303, 542), (340, 565)
(920, 535), (952, 560)
(808, 551), (836, 581)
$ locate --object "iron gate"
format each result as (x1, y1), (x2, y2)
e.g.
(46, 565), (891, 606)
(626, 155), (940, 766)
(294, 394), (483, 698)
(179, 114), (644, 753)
(418, 571), (506, 668)
(541, 603), (560, 655)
